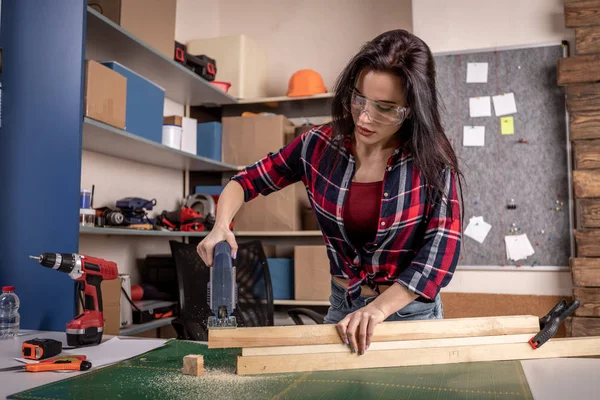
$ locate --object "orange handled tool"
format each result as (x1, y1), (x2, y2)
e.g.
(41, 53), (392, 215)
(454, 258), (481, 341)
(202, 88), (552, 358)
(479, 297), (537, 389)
(0, 355), (91, 373)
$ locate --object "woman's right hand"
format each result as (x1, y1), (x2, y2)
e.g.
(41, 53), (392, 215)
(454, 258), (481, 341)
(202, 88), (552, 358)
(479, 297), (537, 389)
(196, 224), (238, 266)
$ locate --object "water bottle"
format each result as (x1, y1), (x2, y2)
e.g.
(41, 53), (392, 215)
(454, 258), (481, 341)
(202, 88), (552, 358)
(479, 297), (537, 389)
(0, 286), (20, 339)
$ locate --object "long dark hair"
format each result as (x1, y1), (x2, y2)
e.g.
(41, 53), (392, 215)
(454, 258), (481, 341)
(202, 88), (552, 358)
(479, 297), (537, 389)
(330, 29), (464, 218)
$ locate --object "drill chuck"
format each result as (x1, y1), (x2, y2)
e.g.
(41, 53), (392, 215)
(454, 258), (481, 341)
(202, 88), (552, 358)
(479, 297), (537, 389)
(30, 253), (82, 279)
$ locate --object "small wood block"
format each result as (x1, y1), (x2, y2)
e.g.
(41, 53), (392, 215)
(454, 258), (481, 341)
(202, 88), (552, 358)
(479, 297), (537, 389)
(557, 55), (600, 86)
(576, 229), (600, 257)
(182, 355), (204, 376)
(573, 170), (600, 198)
(565, 0), (600, 28)
(573, 140), (600, 170)
(576, 27), (600, 55)
(574, 287), (600, 317)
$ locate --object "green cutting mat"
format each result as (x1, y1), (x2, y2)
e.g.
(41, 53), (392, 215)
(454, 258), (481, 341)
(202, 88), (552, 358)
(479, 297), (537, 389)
(8, 340), (533, 400)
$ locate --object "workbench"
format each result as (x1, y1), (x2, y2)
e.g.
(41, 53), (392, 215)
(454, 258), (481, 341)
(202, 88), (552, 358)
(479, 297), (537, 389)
(1, 331), (598, 399)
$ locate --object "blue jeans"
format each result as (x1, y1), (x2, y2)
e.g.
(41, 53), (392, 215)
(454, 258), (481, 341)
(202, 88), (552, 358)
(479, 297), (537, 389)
(323, 279), (444, 324)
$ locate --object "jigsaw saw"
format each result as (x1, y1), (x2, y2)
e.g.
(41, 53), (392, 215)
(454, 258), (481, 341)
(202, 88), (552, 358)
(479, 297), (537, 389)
(207, 241), (238, 329)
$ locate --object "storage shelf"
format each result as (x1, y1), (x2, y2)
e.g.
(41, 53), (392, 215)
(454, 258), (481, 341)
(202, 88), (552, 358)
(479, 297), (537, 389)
(80, 226), (322, 238)
(119, 317), (175, 336)
(235, 92), (335, 105)
(85, 7), (237, 106)
(82, 118), (239, 172)
(79, 226), (209, 237)
(273, 300), (330, 306)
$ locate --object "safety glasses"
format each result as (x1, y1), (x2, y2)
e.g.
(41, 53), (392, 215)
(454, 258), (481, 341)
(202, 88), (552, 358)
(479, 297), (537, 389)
(349, 90), (410, 126)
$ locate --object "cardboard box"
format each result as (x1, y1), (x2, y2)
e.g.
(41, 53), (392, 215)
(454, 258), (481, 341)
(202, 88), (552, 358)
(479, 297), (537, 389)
(294, 246), (331, 301)
(186, 34), (268, 99)
(77, 276), (122, 336)
(222, 115), (294, 166)
(91, 0), (176, 58)
(197, 122), (222, 161)
(84, 60), (126, 129)
(164, 115), (183, 126)
(101, 61), (165, 144)
(181, 116), (197, 155)
(234, 182), (302, 231)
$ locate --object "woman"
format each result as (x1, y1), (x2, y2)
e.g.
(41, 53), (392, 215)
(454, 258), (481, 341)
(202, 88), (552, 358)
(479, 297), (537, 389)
(197, 29), (463, 356)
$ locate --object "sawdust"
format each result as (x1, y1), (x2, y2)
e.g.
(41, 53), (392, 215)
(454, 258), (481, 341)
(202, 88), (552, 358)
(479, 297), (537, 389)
(144, 368), (295, 400)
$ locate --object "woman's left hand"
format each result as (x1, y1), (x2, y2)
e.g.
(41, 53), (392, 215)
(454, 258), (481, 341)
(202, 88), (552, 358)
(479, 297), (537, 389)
(336, 304), (386, 355)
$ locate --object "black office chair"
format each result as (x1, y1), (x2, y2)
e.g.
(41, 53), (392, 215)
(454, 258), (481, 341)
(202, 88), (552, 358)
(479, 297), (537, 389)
(169, 240), (323, 341)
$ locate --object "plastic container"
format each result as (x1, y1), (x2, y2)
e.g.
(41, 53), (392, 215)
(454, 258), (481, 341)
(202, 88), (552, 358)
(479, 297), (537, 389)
(80, 208), (96, 227)
(162, 124), (182, 150)
(211, 81), (231, 93)
(80, 189), (92, 209)
(0, 286), (20, 339)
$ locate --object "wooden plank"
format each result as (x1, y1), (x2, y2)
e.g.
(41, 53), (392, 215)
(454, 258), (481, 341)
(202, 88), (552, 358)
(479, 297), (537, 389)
(574, 287), (600, 316)
(241, 334), (534, 356)
(571, 258), (600, 286)
(236, 337), (600, 375)
(570, 112), (600, 140)
(557, 55), (600, 86)
(567, 83), (600, 113)
(570, 316), (600, 336)
(565, 0), (600, 28)
(576, 27), (600, 55)
(208, 315), (540, 349)
(574, 141), (600, 170)
(576, 229), (600, 256)
(573, 170), (600, 198)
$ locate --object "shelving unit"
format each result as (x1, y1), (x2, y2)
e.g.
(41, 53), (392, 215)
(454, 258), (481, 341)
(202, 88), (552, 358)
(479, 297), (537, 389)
(119, 317), (175, 336)
(80, 226), (321, 238)
(85, 7), (237, 106)
(82, 118), (239, 172)
(273, 300), (330, 306)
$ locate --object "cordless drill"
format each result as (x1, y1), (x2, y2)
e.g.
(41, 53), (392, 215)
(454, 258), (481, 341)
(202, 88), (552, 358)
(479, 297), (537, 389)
(30, 253), (118, 346)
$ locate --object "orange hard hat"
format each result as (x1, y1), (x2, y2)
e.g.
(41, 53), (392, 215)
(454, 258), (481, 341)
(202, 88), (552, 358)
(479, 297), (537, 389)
(286, 69), (327, 97)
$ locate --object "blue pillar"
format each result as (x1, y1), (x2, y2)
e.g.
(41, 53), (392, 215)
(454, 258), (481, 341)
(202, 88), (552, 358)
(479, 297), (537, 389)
(0, 1), (86, 331)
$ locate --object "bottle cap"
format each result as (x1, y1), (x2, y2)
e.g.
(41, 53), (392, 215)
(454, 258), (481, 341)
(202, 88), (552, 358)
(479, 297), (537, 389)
(2, 286), (15, 292)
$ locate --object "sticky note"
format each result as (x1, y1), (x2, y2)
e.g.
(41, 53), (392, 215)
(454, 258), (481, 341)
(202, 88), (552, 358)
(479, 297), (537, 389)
(505, 234), (535, 262)
(501, 117), (514, 135)
(464, 216), (492, 244)
(492, 92), (517, 116)
(463, 126), (485, 147)
(469, 96), (492, 117)
(466, 63), (488, 83)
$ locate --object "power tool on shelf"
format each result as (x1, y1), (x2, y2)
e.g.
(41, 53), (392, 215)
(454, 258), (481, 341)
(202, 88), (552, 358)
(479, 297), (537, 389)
(206, 241), (237, 329)
(29, 252), (118, 346)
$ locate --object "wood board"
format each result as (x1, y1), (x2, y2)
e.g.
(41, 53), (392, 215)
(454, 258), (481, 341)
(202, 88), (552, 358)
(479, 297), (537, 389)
(569, 317), (600, 336)
(558, 54), (600, 85)
(567, 83), (600, 113)
(241, 334), (534, 356)
(580, 199), (600, 228)
(576, 27), (600, 55)
(565, 0), (600, 28)
(569, 111), (600, 140)
(236, 337), (600, 375)
(208, 315), (540, 349)
(574, 170), (600, 198)
(571, 258), (600, 286)
(575, 229), (600, 256)
(574, 287), (600, 317)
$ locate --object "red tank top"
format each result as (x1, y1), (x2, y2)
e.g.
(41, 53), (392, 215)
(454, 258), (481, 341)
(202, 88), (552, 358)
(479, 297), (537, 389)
(344, 180), (383, 249)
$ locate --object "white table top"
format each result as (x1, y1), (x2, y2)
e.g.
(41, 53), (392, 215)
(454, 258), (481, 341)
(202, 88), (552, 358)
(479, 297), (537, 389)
(1, 331), (599, 399)
(0, 331), (167, 399)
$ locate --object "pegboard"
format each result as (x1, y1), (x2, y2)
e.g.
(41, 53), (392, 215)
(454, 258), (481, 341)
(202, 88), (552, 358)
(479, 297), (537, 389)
(434, 44), (570, 267)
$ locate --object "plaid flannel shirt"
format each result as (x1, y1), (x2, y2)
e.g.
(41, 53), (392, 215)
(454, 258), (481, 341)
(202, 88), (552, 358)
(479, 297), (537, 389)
(231, 124), (462, 303)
